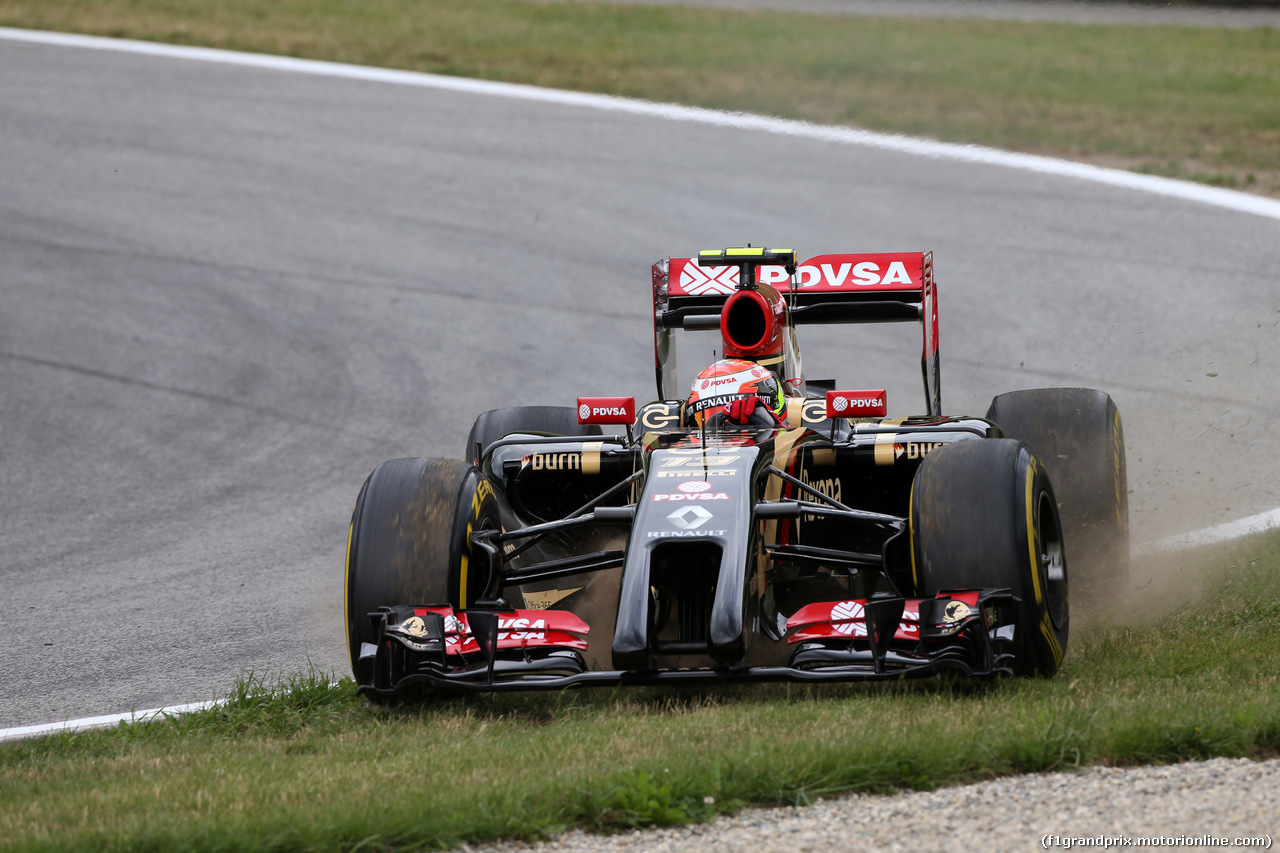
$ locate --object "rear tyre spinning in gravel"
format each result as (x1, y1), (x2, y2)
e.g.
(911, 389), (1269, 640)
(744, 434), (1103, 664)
(986, 388), (1128, 601)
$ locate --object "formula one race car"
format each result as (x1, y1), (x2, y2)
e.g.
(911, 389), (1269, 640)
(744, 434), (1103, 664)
(345, 247), (1128, 699)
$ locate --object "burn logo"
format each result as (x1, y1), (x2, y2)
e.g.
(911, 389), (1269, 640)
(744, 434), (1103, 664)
(525, 453), (581, 471)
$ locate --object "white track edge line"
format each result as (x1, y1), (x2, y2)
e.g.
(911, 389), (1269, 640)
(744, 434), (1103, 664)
(2, 25), (1279, 744)
(1133, 507), (1280, 556)
(3, 26), (1280, 222)
(0, 700), (220, 744)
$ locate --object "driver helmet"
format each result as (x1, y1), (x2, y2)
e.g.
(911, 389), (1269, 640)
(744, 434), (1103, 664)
(687, 358), (786, 428)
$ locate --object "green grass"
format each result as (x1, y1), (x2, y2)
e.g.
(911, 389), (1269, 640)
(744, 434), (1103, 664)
(2, 0), (1279, 196)
(3, 532), (1279, 852)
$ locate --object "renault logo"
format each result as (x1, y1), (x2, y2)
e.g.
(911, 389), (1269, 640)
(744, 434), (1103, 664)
(668, 505), (713, 530)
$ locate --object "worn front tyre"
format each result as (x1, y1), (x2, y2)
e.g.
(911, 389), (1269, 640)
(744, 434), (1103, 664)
(344, 457), (501, 676)
(910, 439), (1068, 676)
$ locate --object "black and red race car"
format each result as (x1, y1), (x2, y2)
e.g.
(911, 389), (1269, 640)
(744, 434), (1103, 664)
(345, 247), (1128, 698)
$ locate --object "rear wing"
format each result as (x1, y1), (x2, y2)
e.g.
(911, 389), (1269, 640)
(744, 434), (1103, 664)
(652, 250), (940, 416)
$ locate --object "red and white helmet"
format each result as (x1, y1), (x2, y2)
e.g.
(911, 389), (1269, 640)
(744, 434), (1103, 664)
(687, 359), (785, 427)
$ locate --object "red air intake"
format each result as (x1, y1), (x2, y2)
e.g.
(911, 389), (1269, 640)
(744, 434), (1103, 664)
(721, 286), (786, 361)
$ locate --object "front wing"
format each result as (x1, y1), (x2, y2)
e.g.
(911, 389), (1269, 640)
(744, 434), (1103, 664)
(355, 589), (1016, 698)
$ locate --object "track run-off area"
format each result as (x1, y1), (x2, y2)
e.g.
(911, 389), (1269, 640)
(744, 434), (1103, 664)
(1, 27), (1278, 738)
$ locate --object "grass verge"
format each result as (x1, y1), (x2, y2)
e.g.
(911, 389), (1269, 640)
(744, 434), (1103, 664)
(1, 0), (1278, 196)
(2, 531), (1279, 852)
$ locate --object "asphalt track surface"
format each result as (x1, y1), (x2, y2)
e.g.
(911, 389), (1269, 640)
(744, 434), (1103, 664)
(2, 31), (1279, 732)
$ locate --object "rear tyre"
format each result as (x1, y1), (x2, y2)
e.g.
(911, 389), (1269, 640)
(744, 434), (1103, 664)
(910, 439), (1068, 676)
(986, 388), (1128, 599)
(464, 406), (603, 463)
(344, 457), (500, 676)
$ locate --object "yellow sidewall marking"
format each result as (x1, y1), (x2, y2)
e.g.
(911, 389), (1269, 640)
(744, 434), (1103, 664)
(1024, 458), (1063, 667)
(344, 516), (354, 653)
(459, 479), (495, 609)
(1113, 409), (1126, 529)
(1025, 461), (1043, 606)
(1041, 612), (1063, 666)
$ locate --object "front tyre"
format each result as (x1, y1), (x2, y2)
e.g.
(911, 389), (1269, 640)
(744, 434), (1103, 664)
(910, 439), (1068, 677)
(344, 457), (501, 676)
